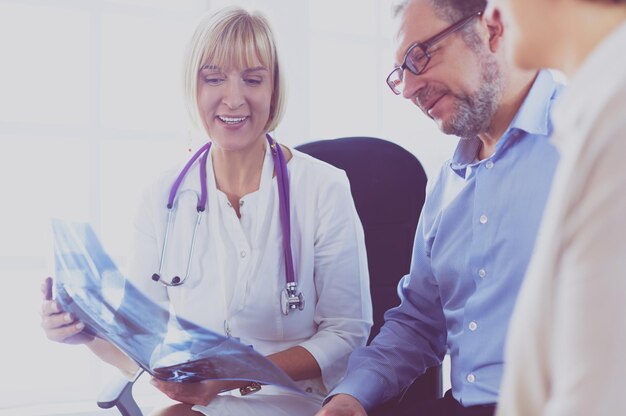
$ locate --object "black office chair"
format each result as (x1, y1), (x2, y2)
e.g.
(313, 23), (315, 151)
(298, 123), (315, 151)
(98, 136), (441, 415)
(296, 137), (441, 415)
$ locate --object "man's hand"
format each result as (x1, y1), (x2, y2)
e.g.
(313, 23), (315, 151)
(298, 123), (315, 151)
(315, 394), (367, 416)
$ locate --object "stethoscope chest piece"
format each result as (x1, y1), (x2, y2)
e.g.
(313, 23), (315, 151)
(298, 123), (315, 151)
(281, 282), (305, 315)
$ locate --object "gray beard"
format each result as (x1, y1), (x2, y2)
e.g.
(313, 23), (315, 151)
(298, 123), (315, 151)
(442, 53), (503, 138)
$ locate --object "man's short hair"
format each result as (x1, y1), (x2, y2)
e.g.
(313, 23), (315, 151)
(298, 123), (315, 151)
(392, 0), (486, 51)
(393, 0), (486, 21)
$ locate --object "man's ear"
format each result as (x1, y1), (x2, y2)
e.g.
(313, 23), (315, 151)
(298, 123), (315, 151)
(483, 7), (505, 52)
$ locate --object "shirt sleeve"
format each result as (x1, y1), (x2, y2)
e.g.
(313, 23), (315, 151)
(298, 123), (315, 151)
(126, 178), (170, 307)
(329, 168), (448, 411)
(297, 170), (373, 392)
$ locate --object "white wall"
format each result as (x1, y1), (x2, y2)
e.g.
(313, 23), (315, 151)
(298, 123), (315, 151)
(0, 0), (455, 412)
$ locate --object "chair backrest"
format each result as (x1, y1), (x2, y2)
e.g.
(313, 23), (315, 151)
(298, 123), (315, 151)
(296, 137), (441, 413)
(296, 136), (426, 342)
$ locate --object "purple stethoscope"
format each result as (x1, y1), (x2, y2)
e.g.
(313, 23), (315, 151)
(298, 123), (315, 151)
(151, 134), (304, 315)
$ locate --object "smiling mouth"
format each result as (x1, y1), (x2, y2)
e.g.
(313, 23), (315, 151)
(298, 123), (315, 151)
(427, 94), (446, 114)
(217, 115), (248, 125)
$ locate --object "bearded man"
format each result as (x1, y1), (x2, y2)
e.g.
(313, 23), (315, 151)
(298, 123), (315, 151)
(316, 1), (562, 415)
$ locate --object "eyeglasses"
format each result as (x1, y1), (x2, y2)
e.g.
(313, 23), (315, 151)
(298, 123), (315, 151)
(386, 11), (483, 95)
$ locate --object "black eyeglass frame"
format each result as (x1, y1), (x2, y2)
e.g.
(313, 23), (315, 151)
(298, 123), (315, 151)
(386, 10), (483, 95)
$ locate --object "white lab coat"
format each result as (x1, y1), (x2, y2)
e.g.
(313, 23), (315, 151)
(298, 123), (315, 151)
(128, 143), (372, 415)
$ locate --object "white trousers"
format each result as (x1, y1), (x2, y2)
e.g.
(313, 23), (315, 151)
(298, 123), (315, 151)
(191, 389), (322, 416)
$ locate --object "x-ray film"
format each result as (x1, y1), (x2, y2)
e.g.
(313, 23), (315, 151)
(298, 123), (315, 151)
(51, 219), (301, 392)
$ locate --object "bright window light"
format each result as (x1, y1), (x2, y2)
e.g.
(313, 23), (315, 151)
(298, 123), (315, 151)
(0, 0), (207, 411)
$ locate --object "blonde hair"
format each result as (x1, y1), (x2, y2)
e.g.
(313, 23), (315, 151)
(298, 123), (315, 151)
(183, 7), (286, 133)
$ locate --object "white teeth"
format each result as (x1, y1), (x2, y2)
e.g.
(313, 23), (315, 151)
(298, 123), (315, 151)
(218, 115), (246, 124)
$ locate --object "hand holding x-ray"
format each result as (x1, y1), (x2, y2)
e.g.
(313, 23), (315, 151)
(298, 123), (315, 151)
(51, 219), (302, 392)
(40, 276), (94, 345)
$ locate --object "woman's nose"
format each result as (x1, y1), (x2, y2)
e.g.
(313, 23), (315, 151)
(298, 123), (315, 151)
(222, 80), (245, 109)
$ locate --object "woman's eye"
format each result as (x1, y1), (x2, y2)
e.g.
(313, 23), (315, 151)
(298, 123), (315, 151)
(244, 78), (262, 86)
(204, 77), (224, 85)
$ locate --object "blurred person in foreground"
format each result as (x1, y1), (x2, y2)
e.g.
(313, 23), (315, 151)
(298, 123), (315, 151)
(484, 0), (626, 415)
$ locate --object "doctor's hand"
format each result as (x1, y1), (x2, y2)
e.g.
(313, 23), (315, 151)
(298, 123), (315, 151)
(150, 378), (237, 406)
(315, 394), (367, 416)
(40, 277), (94, 345)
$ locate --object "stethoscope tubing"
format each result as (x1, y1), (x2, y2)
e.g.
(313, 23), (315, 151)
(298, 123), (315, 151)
(272, 140), (296, 285)
(167, 142), (210, 211)
(153, 134), (302, 314)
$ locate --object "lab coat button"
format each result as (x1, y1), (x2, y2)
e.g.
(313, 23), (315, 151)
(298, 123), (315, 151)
(469, 321), (478, 331)
(239, 200), (245, 206)
(467, 373), (476, 383)
(240, 251), (247, 258)
(305, 387), (313, 393)
(479, 215), (488, 224)
(478, 269), (487, 278)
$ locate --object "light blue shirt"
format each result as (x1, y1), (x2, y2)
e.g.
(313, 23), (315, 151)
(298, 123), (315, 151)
(331, 70), (562, 409)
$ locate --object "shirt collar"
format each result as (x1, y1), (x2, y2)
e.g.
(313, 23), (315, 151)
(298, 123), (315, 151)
(449, 69), (561, 177)
(508, 69), (560, 136)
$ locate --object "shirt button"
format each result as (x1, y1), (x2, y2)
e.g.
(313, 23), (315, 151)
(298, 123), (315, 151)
(305, 387), (313, 393)
(240, 250), (247, 258)
(485, 160), (494, 169)
(478, 269), (487, 278)
(479, 215), (488, 224)
(467, 373), (476, 383)
(469, 321), (478, 331)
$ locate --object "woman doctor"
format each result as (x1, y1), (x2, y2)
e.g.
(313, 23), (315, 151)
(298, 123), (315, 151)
(40, 6), (372, 416)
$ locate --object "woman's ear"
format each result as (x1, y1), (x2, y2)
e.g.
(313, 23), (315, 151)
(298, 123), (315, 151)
(484, 7), (506, 52)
